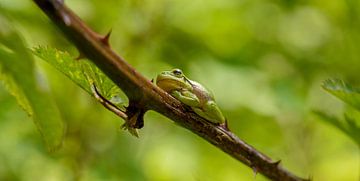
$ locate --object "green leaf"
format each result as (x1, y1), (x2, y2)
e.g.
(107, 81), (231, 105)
(31, 46), (126, 108)
(0, 16), (64, 151)
(313, 111), (360, 146)
(322, 79), (360, 111)
(0, 68), (33, 116)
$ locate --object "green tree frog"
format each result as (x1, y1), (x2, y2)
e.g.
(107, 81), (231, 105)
(156, 69), (227, 127)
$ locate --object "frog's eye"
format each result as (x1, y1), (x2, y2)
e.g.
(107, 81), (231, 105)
(172, 69), (183, 76)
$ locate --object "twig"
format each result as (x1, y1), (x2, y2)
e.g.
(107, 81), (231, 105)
(32, 0), (308, 180)
(91, 84), (128, 120)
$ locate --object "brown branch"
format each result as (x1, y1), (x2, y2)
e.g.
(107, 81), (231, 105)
(32, 0), (309, 180)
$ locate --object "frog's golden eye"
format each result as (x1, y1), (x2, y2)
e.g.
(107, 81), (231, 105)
(172, 69), (183, 76)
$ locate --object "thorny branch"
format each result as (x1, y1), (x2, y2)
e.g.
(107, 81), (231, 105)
(33, 0), (309, 180)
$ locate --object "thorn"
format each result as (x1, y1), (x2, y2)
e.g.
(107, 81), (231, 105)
(100, 29), (112, 47)
(271, 160), (281, 167)
(150, 78), (154, 83)
(75, 51), (86, 60)
(252, 166), (258, 179)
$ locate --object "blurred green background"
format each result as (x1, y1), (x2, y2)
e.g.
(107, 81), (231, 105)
(0, 0), (359, 180)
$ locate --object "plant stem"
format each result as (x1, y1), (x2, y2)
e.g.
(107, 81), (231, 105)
(32, 0), (308, 180)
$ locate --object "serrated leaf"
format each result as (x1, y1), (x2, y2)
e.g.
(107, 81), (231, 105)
(32, 46), (126, 108)
(322, 79), (360, 111)
(0, 16), (64, 151)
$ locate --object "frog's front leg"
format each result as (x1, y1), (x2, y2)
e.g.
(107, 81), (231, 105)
(171, 90), (200, 107)
(193, 101), (225, 124)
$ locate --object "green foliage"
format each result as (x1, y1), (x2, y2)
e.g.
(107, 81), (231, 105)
(1, 0), (360, 180)
(322, 79), (360, 112)
(0, 65), (33, 116)
(0, 17), (64, 151)
(32, 46), (127, 108)
(315, 79), (360, 146)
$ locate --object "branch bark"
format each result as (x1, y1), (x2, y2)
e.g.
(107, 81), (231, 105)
(33, 0), (308, 180)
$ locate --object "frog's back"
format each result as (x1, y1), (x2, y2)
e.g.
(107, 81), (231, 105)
(189, 80), (225, 124)
(189, 80), (215, 105)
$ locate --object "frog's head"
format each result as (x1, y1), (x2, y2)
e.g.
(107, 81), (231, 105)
(156, 69), (192, 92)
